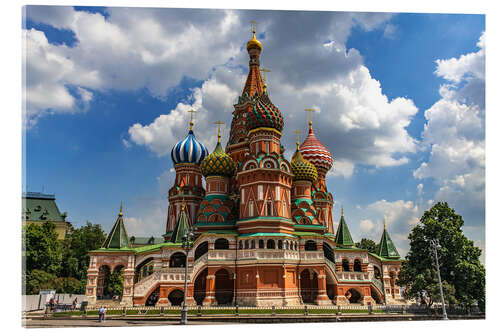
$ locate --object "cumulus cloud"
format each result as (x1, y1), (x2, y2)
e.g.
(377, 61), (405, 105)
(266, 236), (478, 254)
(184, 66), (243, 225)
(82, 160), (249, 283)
(414, 31), (485, 227)
(355, 199), (429, 256)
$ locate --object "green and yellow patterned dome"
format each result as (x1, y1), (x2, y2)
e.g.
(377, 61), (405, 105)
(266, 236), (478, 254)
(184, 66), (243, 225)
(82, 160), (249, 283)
(200, 128), (236, 178)
(291, 137), (318, 183)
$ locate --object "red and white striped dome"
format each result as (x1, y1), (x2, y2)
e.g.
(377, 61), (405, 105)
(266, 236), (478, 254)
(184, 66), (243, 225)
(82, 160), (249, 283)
(300, 125), (333, 173)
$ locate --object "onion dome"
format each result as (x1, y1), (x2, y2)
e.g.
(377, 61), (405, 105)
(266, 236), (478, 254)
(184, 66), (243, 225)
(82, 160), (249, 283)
(246, 28), (262, 51)
(291, 135), (318, 183)
(248, 95), (284, 132)
(300, 122), (333, 173)
(171, 121), (209, 165)
(200, 124), (236, 178)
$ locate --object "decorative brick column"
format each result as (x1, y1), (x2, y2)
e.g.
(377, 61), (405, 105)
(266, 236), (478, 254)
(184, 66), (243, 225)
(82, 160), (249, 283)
(203, 274), (216, 305)
(316, 273), (331, 305)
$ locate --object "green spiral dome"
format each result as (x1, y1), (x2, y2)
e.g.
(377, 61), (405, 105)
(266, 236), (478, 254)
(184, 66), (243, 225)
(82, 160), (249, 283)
(291, 148), (318, 183)
(200, 141), (236, 178)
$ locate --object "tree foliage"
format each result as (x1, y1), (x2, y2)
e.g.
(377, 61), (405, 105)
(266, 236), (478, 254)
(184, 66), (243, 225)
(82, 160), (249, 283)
(23, 222), (62, 275)
(397, 202), (485, 310)
(23, 221), (107, 294)
(355, 238), (378, 253)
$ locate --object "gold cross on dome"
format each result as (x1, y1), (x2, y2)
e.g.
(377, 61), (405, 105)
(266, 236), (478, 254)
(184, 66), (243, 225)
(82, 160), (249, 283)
(215, 120), (224, 142)
(250, 20), (258, 34)
(260, 67), (271, 84)
(305, 108), (315, 127)
(294, 129), (301, 148)
(188, 109), (196, 130)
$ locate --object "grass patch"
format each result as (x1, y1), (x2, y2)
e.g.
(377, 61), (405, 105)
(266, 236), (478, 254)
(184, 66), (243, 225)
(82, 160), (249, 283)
(53, 311), (84, 317)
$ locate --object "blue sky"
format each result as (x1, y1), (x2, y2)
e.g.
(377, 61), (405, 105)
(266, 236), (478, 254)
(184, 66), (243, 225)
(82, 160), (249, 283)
(22, 6), (485, 257)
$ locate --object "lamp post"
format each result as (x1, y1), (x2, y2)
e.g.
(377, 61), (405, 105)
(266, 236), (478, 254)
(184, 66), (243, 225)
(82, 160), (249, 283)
(180, 227), (195, 325)
(430, 239), (448, 320)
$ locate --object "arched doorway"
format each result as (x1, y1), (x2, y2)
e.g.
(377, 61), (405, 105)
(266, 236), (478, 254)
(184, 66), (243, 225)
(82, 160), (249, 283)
(342, 259), (350, 272)
(170, 252), (186, 268)
(97, 265), (111, 300)
(145, 286), (160, 306)
(300, 269), (318, 304)
(214, 269), (233, 305)
(373, 266), (382, 281)
(194, 268), (208, 305)
(325, 265), (337, 301)
(389, 271), (397, 297)
(353, 259), (362, 272)
(168, 289), (184, 306)
(135, 258), (155, 283)
(214, 238), (229, 249)
(108, 266), (124, 300)
(194, 242), (208, 260)
(345, 288), (362, 303)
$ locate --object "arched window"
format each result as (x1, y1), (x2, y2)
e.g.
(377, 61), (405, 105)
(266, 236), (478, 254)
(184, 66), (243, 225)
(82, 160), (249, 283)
(249, 201), (254, 216)
(278, 240), (283, 249)
(342, 259), (350, 272)
(259, 239), (265, 249)
(214, 238), (229, 250)
(266, 201), (273, 216)
(194, 241), (208, 260)
(353, 259), (362, 272)
(239, 240), (243, 250)
(305, 240), (317, 251)
(170, 252), (187, 268)
(245, 240), (249, 249)
(267, 239), (275, 249)
(251, 240), (255, 249)
(374, 266), (382, 280)
(285, 241), (289, 250)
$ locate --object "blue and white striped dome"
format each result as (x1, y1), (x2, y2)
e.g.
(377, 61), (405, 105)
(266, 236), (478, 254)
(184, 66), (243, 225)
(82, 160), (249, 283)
(171, 130), (209, 165)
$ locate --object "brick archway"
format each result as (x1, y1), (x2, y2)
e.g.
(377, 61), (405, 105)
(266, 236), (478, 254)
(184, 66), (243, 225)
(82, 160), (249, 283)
(214, 268), (233, 305)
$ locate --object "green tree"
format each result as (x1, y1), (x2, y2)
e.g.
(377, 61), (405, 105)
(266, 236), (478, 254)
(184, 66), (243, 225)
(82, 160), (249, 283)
(61, 221), (107, 281)
(355, 238), (378, 253)
(25, 269), (58, 294)
(397, 202), (485, 310)
(23, 222), (63, 275)
(106, 268), (124, 297)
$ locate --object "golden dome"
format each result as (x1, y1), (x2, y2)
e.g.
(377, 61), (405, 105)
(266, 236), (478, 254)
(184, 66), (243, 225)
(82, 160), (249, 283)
(246, 32), (262, 52)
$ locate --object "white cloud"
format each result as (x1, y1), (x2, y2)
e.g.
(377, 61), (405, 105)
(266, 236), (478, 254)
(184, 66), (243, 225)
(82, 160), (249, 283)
(417, 183), (423, 196)
(359, 219), (375, 233)
(25, 7), (417, 176)
(414, 32), (485, 227)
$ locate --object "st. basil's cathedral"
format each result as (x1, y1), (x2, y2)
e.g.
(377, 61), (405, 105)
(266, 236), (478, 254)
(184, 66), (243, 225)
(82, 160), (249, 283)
(85, 27), (405, 307)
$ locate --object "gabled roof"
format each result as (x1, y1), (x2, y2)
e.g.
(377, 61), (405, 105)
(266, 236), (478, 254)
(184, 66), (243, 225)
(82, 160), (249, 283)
(102, 203), (131, 249)
(335, 208), (354, 247)
(377, 222), (400, 259)
(170, 202), (190, 244)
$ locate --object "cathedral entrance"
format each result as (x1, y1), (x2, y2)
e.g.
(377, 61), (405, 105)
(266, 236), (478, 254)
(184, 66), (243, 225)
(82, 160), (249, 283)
(145, 287), (160, 306)
(168, 289), (184, 306)
(194, 268), (208, 305)
(300, 269), (318, 304)
(214, 268), (233, 305)
(96, 265), (111, 300)
(345, 288), (362, 303)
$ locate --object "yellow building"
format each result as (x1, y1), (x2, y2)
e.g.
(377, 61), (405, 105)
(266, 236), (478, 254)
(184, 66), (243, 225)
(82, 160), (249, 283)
(22, 192), (72, 240)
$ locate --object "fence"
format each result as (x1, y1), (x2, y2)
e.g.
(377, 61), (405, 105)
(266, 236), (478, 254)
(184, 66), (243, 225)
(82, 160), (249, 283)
(22, 294), (85, 312)
(52, 303), (481, 318)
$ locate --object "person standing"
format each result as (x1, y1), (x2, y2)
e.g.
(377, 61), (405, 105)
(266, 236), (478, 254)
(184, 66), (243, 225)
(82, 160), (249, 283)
(98, 305), (104, 322)
(103, 307), (107, 322)
(72, 297), (78, 310)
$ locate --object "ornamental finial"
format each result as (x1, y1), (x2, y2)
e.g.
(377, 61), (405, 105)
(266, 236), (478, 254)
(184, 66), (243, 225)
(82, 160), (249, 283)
(215, 120), (224, 143)
(119, 201), (123, 216)
(383, 217), (387, 229)
(341, 206), (344, 217)
(295, 129), (301, 150)
(188, 109), (196, 131)
(305, 108), (315, 129)
(251, 20), (258, 36)
(181, 198), (186, 211)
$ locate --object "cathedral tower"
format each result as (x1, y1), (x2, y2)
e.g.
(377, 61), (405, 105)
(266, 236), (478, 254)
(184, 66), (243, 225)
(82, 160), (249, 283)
(164, 112), (208, 240)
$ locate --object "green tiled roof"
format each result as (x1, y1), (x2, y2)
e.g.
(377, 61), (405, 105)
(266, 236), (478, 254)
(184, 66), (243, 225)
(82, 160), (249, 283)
(129, 236), (163, 246)
(335, 214), (354, 247)
(170, 205), (190, 244)
(22, 192), (66, 222)
(377, 225), (400, 259)
(102, 204), (131, 249)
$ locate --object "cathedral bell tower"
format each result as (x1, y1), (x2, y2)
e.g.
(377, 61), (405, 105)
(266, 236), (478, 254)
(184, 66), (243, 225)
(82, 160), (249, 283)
(164, 111), (208, 240)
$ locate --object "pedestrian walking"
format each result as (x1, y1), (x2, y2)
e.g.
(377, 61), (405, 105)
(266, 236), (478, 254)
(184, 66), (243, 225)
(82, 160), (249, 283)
(72, 297), (78, 311)
(103, 307), (107, 321)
